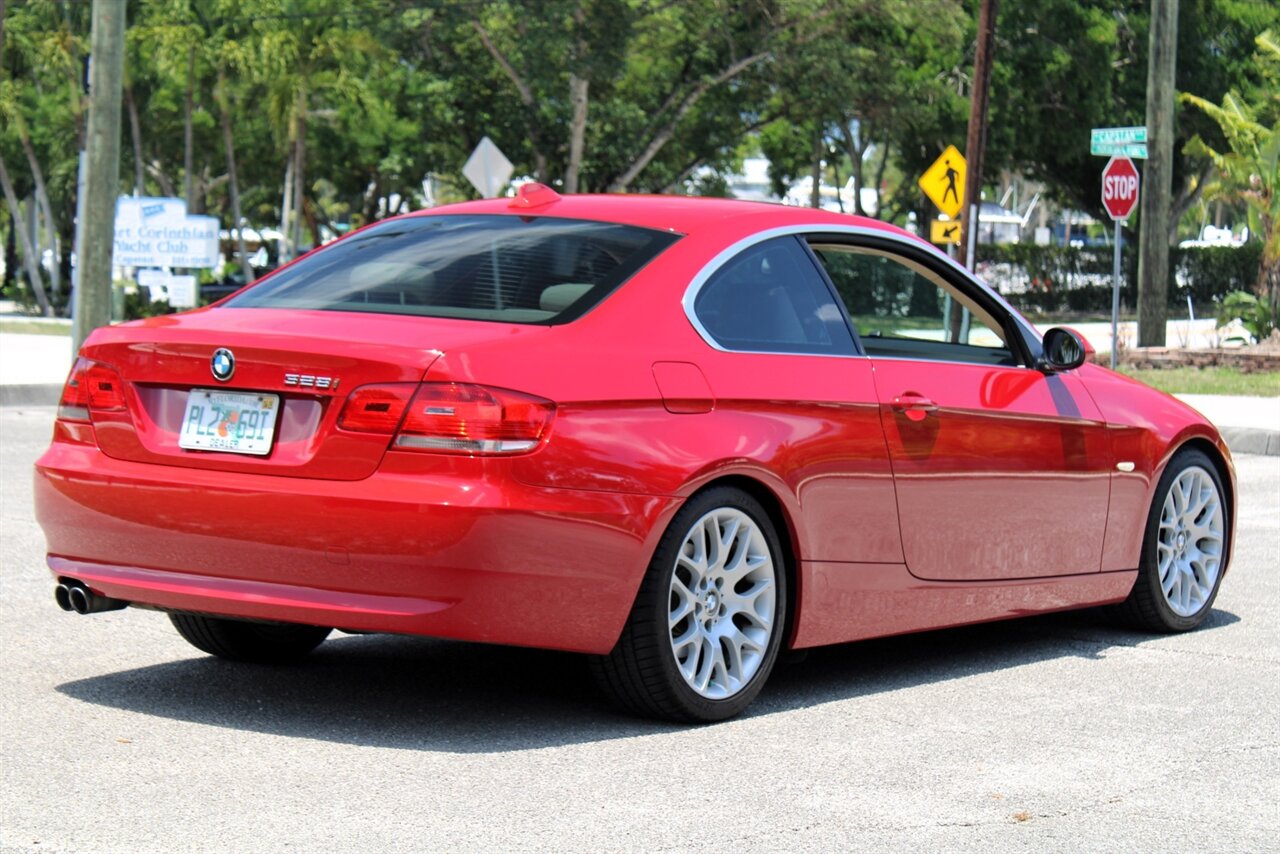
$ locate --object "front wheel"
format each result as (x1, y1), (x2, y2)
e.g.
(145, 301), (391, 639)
(591, 487), (787, 722)
(169, 613), (331, 663)
(1119, 448), (1229, 632)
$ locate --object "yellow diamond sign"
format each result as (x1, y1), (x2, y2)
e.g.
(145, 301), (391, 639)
(919, 145), (967, 219)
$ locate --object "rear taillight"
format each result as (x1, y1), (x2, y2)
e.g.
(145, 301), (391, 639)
(339, 382), (554, 455)
(58, 358), (127, 422)
(337, 384), (417, 433)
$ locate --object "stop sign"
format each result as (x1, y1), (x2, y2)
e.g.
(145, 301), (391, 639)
(1101, 156), (1140, 221)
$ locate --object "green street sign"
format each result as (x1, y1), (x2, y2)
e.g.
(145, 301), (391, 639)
(1092, 142), (1149, 158)
(1091, 126), (1148, 158)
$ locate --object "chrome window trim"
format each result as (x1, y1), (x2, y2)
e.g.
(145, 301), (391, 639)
(679, 231), (858, 359)
(681, 224), (1040, 364)
(867, 354), (1041, 372)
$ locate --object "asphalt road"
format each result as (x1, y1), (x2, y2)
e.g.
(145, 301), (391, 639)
(2, 405), (1277, 852)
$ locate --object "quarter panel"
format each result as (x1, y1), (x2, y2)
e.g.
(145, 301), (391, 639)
(501, 344), (902, 564)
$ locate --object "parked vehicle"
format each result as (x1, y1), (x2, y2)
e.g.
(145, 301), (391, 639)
(35, 187), (1235, 721)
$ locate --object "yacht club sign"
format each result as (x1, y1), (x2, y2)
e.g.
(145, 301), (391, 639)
(114, 197), (220, 269)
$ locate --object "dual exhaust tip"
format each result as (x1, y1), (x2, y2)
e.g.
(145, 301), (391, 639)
(54, 580), (128, 615)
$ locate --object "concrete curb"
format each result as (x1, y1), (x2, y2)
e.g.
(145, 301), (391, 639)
(1219, 426), (1280, 457)
(0, 385), (62, 407)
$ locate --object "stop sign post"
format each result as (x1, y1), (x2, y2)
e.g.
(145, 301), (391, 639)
(1101, 156), (1140, 369)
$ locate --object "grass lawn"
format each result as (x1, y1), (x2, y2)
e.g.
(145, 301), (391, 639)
(0, 319), (71, 336)
(1117, 365), (1280, 397)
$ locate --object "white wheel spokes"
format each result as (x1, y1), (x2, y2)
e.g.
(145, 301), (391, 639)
(1157, 466), (1225, 617)
(669, 507), (777, 700)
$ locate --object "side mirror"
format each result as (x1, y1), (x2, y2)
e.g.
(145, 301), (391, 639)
(1038, 327), (1089, 372)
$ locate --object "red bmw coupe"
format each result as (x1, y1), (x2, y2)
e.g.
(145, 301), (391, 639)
(35, 188), (1235, 721)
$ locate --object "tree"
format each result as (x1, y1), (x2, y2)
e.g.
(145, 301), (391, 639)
(453, 1), (830, 194)
(1183, 30), (1280, 314)
(0, 153), (54, 316)
(0, 1), (89, 315)
(5, 0), (1278, 322)
(987, 0), (1278, 232)
(757, 0), (967, 220)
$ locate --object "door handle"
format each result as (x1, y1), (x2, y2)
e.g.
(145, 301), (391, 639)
(891, 393), (938, 421)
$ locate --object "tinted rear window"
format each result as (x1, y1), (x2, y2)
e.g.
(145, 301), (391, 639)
(226, 215), (679, 323)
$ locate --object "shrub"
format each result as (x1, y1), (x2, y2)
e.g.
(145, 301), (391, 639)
(977, 240), (1263, 316)
(1216, 290), (1277, 342)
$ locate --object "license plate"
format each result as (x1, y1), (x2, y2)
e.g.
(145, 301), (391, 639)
(179, 389), (280, 456)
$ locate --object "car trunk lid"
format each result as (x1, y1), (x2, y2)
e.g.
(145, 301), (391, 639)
(77, 307), (548, 480)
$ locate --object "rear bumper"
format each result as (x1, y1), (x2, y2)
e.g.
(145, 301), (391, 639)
(35, 440), (679, 654)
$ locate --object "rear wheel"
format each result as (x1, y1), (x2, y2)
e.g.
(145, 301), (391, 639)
(169, 613), (331, 663)
(1119, 448), (1229, 632)
(592, 487), (787, 722)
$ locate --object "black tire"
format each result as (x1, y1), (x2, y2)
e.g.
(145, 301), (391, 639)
(591, 486), (788, 723)
(169, 613), (331, 663)
(1117, 448), (1230, 632)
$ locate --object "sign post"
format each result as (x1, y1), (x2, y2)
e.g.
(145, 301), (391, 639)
(1101, 155), (1140, 370)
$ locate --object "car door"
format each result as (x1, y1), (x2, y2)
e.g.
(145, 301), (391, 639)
(807, 236), (1112, 581)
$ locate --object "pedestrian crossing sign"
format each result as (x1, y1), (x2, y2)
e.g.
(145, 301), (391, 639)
(919, 145), (967, 219)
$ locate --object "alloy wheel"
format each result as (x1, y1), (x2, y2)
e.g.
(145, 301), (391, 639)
(668, 508), (777, 699)
(1157, 465), (1225, 617)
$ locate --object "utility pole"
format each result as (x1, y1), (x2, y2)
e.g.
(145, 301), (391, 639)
(962, 0), (997, 270)
(73, 0), (126, 352)
(1136, 0), (1179, 347)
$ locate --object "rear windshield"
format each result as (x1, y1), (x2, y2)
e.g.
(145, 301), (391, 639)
(226, 214), (680, 323)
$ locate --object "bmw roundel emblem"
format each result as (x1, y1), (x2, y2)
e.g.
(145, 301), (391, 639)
(211, 348), (236, 382)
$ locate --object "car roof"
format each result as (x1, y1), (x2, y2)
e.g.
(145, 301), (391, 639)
(408, 193), (928, 247)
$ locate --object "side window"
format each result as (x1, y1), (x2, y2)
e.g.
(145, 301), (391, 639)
(811, 244), (1015, 365)
(693, 237), (855, 355)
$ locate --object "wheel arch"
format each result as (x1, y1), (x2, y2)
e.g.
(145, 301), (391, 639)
(684, 473), (804, 650)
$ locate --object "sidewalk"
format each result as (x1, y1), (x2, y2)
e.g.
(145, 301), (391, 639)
(1176, 394), (1280, 456)
(1, 327), (1276, 454)
(0, 329), (74, 406)
(1066, 318), (1228, 354)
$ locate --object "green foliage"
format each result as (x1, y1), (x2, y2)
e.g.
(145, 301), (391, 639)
(1216, 290), (1277, 342)
(986, 0), (1279, 219)
(757, 0), (967, 221)
(1117, 365), (1280, 396)
(977, 242), (1263, 315)
(0, 319), (72, 337)
(1179, 243), (1266, 304)
(121, 288), (176, 321)
(2, 0), (1278, 319)
(1182, 26), (1280, 306)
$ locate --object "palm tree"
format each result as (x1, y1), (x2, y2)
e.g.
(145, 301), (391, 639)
(1183, 31), (1280, 317)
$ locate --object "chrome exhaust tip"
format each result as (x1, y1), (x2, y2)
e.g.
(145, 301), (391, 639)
(68, 585), (91, 614)
(54, 583), (73, 612)
(60, 580), (128, 615)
